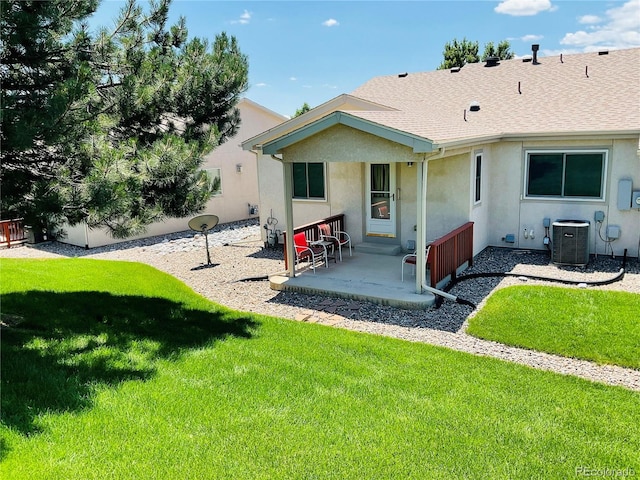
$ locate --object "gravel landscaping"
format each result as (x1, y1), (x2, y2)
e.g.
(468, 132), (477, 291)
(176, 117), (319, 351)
(2, 218), (639, 391)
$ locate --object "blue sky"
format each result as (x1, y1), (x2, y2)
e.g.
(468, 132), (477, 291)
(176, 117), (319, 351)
(92, 0), (640, 117)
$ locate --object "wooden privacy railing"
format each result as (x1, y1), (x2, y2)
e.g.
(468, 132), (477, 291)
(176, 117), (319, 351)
(283, 214), (345, 269)
(0, 219), (27, 248)
(428, 221), (474, 288)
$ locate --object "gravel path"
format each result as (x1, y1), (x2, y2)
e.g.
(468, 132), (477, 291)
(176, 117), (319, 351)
(2, 219), (639, 391)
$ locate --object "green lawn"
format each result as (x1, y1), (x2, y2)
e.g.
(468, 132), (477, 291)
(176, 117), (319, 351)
(1, 259), (639, 479)
(467, 285), (640, 369)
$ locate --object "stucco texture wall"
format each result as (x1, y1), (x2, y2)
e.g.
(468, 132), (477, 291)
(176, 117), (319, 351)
(486, 138), (640, 257)
(425, 153), (471, 242)
(275, 125), (422, 244)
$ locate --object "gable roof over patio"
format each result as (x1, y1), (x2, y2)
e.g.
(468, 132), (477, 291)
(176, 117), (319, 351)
(261, 111), (435, 155)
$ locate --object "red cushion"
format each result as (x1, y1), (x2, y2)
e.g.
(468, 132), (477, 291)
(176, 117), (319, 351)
(293, 232), (308, 252)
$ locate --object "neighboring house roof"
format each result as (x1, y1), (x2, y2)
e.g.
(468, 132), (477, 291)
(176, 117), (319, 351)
(239, 97), (288, 123)
(243, 48), (640, 153)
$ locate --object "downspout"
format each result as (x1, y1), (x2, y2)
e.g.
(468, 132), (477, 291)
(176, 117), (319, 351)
(415, 146), (477, 307)
(415, 146), (446, 294)
(415, 159), (427, 294)
(414, 148), (474, 307)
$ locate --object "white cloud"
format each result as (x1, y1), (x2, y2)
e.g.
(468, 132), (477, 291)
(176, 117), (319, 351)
(561, 0), (640, 50)
(231, 9), (252, 25)
(255, 82), (268, 88)
(579, 15), (601, 25)
(322, 18), (339, 27)
(495, 0), (556, 16)
(290, 77), (297, 81)
(540, 48), (581, 58)
(520, 34), (544, 42)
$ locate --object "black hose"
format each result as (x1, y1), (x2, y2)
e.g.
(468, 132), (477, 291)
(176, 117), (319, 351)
(455, 297), (477, 309)
(436, 251), (627, 309)
(445, 268), (625, 290)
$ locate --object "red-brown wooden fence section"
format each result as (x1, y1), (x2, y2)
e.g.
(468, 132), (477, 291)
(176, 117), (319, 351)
(0, 219), (27, 248)
(283, 214), (345, 269)
(428, 221), (474, 288)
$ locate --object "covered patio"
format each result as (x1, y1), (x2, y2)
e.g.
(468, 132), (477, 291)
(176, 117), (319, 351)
(271, 215), (474, 309)
(269, 250), (436, 309)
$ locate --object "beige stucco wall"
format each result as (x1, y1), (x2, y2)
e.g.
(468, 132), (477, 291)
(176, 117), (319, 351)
(258, 124), (422, 245)
(469, 147), (492, 256)
(425, 153), (472, 243)
(485, 137), (640, 256)
(257, 121), (640, 258)
(62, 99), (286, 248)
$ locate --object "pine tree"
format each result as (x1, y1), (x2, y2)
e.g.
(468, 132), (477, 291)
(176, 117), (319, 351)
(437, 38), (479, 70)
(1, 0), (248, 238)
(482, 40), (514, 61)
(437, 38), (513, 69)
(294, 102), (311, 117)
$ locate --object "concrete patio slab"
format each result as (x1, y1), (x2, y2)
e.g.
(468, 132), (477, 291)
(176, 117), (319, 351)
(270, 251), (435, 309)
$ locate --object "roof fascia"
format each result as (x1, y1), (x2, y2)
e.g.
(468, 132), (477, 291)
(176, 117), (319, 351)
(436, 130), (640, 151)
(262, 111), (435, 155)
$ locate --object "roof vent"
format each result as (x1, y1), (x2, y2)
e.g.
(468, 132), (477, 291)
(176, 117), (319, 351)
(598, 50), (609, 55)
(398, 72), (408, 78)
(531, 44), (540, 64)
(521, 55), (533, 63)
(450, 66), (461, 73)
(469, 101), (480, 112)
(484, 56), (500, 67)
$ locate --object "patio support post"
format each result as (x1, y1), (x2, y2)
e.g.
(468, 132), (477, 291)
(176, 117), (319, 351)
(282, 161), (296, 278)
(415, 159), (428, 294)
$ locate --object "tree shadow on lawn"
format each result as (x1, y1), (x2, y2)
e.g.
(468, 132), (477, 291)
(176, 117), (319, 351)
(0, 291), (257, 440)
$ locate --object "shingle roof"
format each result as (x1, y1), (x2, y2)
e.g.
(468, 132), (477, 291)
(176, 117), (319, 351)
(349, 48), (640, 145)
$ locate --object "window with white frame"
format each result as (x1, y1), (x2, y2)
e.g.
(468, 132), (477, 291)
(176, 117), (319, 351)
(525, 150), (607, 200)
(204, 168), (222, 196)
(474, 152), (482, 204)
(293, 162), (325, 200)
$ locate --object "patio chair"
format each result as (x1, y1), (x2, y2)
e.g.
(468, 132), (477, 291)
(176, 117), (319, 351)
(317, 223), (352, 261)
(401, 245), (431, 282)
(294, 232), (327, 273)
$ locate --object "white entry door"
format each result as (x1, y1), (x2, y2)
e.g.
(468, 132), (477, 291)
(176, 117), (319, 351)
(366, 163), (396, 237)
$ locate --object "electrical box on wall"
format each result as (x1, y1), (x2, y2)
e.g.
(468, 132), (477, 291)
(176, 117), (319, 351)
(594, 210), (605, 222)
(606, 225), (621, 239)
(617, 178), (632, 210)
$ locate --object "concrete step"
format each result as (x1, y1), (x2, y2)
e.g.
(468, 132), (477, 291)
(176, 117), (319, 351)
(355, 242), (402, 256)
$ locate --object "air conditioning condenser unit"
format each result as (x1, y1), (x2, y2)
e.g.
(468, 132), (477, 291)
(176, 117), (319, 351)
(552, 220), (590, 266)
